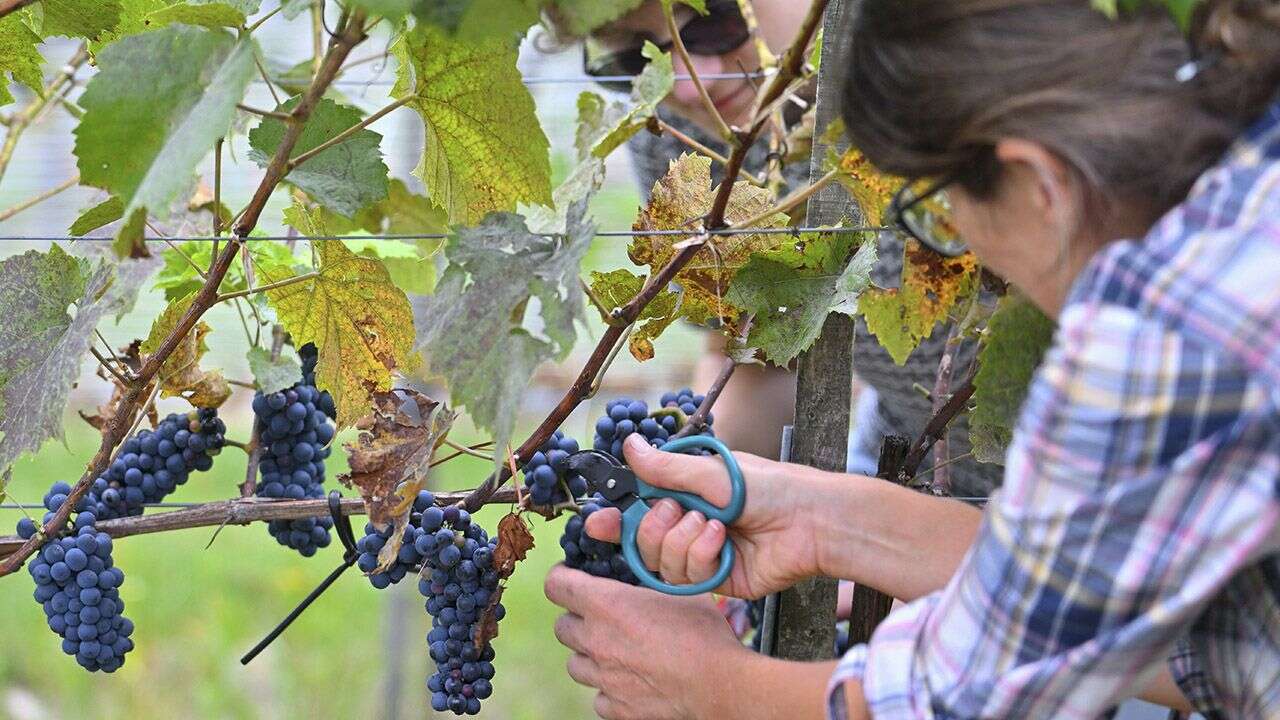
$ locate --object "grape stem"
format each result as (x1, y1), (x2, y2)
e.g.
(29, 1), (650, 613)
(0, 9), (371, 578)
(0, 490), (519, 561)
(899, 368), (978, 483)
(671, 314), (754, 440)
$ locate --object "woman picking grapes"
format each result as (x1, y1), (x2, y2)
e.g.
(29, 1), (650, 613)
(545, 0), (1280, 717)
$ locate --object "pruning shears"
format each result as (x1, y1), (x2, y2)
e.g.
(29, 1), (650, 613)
(566, 435), (746, 596)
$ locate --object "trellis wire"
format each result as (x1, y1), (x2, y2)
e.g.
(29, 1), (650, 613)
(0, 226), (889, 243)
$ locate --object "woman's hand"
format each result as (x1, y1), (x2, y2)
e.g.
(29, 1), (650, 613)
(544, 564), (758, 720)
(583, 433), (824, 599)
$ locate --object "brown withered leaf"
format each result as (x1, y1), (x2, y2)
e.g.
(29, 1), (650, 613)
(492, 511), (534, 578)
(474, 583), (506, 647)
(374, 509), (414, 574)
(140, 292), (232, 408)
(340, 388), (455, 531)
(629, 154), (788, 326)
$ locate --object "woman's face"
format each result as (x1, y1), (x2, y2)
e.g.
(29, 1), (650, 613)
(946, 140), (1115, 318)
(592, 0), (813, 135)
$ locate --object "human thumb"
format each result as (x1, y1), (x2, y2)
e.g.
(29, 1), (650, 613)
(621, 433), (735, 507)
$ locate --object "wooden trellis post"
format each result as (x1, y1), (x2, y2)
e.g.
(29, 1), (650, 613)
(771, 0), (862, 660)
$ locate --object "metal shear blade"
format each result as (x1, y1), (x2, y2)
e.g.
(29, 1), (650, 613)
(564, 450), (640, 509)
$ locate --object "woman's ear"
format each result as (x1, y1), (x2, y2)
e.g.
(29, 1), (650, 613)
(993, 138), (1078, 235)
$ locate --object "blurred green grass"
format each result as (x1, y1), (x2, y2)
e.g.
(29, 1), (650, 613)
(1, 421), (594, 719)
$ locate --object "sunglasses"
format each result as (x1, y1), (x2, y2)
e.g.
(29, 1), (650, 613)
(583, 0), (752, 93)
(888, 173), (968, 257)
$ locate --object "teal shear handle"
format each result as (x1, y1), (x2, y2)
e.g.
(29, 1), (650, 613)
(619, 435), (746, 596)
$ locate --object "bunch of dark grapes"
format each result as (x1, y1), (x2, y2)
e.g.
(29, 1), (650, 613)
(592, 388), (715, 458)
(298, 343), (336, 420)
(520, 431), (587, 507)
(81, 409), (225, 521)
(251, 366), (336, 557)
(21, 488), (134, 672)
(354, 494), (504, 714)
(355, 490), (443, 589)
(559, 496), (639, 585)
(421, 508), (502, 715)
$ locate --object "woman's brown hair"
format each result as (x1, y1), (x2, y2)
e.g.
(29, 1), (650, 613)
(841, 0), (1280, 215)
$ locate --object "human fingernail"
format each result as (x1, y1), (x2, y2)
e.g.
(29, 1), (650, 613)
(657, 499), (681, 522)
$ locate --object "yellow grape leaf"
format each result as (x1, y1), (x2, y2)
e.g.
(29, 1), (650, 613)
(392, 24), (552, 225)
(262, 207), (417, 428)
(859, 240), (979, 365)
(833, 146), (900, 227)
(589, 269), (681, 362)
(140, 291), (231, 408)
(629, 153), (787, 326)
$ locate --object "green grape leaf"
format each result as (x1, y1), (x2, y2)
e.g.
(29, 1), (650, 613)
(246, 346), (303, 395)
(411, 200), (594, 472)
(413, 0), (541, 41)
(348, 0), (415, 19)
(726, 231), (877, 365)
(217, 0), (261, 12)
(280, 0), (312, 19)
(546, 0), (644, 35)
(347, 238), (438, 296)
(262, 206), (417, 429)
(629, 153), (788, 328)
(114, 206), (147, 258)
(589, 269), (680, 361)
(523, 89), (621, 234)
(659, 0), (707, 13)
(248, 96), (390, 218)
(146, 2), (246, 29)
(90, 0), (165, 53)
(37, 0), (123, 40)
(0, 248), (160, 476)
(858, 240), (979, 365)
(0, 15), (44, 107)
(970, 295), (1056, 464)
(393, 24), (552, 224)
(585, 42), (673, 159)
(153, 239), (296, 301)
(68, 196), (125, 236)
(140, 291), (231, 408)
(380, 179), (448, 237)
(74, 26), (256, 256)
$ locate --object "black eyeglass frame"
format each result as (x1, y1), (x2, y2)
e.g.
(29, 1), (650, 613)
(582, 0), (752, 93)
(888, 172), (970, 258)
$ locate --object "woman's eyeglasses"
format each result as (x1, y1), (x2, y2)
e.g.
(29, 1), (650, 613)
(888, 174), (968, 257)
(583, 0), (751, 93)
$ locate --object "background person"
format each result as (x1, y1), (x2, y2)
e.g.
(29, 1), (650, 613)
(557, 0), (1002, 494)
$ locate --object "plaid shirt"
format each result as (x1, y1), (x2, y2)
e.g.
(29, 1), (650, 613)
(829, 98), (1280, 719)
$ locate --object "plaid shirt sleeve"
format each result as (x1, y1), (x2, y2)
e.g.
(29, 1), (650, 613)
(828, 298), (1280, 719)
